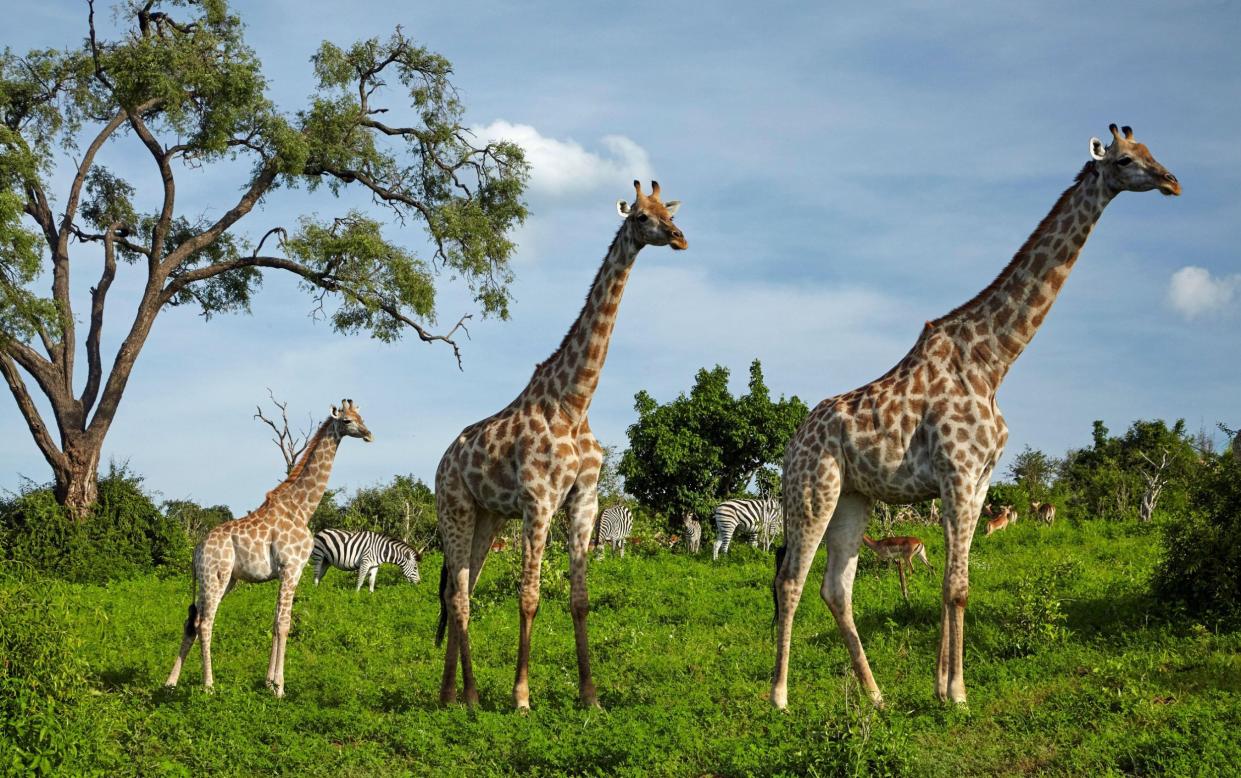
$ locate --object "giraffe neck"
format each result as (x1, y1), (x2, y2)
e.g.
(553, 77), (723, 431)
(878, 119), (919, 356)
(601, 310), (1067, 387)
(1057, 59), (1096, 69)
(935, 162), (1116, 382)
(525, 223), (642, 419)
(265, 419), (342, 525)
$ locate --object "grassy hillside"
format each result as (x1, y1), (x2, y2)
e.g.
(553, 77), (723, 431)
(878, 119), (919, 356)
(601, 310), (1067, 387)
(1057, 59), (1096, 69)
(3, 519), (1239, 776)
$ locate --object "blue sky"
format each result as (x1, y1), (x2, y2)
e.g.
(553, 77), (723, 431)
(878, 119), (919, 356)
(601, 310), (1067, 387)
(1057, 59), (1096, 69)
(3, 1), (1238, 514)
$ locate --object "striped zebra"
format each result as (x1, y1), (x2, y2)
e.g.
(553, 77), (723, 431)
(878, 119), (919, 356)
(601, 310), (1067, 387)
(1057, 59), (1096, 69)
(712, 498), (783, 560)
(684, 513), (702, 554)
(595, 505), (634, 557)
(310, 529), (422, 592)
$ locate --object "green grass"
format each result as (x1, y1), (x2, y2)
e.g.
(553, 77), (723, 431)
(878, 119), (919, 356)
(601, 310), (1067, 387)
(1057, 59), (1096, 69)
(3, 519), (1239, 776)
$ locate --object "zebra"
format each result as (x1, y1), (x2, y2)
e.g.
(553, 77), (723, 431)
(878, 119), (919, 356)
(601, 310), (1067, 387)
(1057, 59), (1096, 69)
(310, 529), (422, 592)
(683, 512), (702, 554)
(712, 498), (782, 560)
(595, 505), (634, 557)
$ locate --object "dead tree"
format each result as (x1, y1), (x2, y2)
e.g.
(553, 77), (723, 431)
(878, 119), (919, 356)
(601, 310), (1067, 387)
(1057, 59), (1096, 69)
(1137, 449), (1172, 523)
(254, 390), (313, 475)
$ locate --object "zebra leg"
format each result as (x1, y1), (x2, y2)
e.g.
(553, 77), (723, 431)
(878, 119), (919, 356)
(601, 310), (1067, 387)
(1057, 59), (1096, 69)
(819, 493), (884, 706)
(355, 559), (371, 592)
(313, 557), (326, 586)
(369, 565), (379, 592)
(565, 485), (600, 708)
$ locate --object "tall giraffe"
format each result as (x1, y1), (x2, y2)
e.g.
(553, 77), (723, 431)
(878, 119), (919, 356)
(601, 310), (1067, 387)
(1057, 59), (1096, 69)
(434, 181), (686, 710)
(772, 124), (1179, 708)
(165, 400), (373, 697)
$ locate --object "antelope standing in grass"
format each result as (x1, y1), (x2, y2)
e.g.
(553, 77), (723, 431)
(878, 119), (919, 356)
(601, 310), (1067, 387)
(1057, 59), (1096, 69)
(1030, 501), (1056, 525)
(862, 534), (933, 602)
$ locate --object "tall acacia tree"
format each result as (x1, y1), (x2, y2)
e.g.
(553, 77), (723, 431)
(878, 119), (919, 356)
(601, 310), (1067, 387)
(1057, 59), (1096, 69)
(0, 1), (528, 514)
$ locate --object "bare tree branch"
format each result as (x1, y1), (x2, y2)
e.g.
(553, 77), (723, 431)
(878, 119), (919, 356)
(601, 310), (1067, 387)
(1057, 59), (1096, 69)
(0, 352), (66, 470)
(125, 109), (177, 267)
(81, 223), (120, 416)
(254, 389), (311, 474)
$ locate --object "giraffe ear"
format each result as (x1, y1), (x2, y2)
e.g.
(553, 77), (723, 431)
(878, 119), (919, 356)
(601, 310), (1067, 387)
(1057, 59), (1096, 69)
(1089, 137), (1107, 161)
(330, 405), (341, 419)
(617, 200), (631, 218)
(664, 200), (680, 216)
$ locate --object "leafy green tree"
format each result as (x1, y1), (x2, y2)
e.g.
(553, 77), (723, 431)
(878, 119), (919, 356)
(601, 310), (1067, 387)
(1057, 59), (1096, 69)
(1005, 445), (1058, 500)
(1153, 448), (1241, 626)
(1060, 419), (1198, 521)
(619, 360), (808, 523)
(161, 498), (231, 543)
(0, 1), (528, 515)
(311, 474), (437, 549)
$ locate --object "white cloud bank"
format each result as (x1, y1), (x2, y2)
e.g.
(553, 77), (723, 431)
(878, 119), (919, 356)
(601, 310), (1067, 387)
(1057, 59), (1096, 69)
(472, 121), (653, 198)
(1168, 266), (1240, 319)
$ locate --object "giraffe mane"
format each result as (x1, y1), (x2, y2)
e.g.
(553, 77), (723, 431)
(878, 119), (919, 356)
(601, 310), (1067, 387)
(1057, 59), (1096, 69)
(258, 416), (334, 508)
(926, 161), (1097, 329)
(530, 223), (627, 377)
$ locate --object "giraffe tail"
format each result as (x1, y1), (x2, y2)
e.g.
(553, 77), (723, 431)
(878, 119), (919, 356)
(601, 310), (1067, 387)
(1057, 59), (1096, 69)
(181, 549), (200, 640)
(771, 544), (787, 638)
(434, 558), (449, 648)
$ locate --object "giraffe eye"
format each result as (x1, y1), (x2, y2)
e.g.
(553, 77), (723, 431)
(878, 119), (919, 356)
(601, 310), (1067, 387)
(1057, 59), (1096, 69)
(1117, 156), (1132, 167)
(637, 214), (649, 222)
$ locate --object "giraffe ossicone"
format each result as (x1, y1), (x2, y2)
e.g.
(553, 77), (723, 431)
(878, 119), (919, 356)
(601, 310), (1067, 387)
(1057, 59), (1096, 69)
(771, 124), (1178, 710)
(433, 181), (687, 710)
(164, 399), (373, 698)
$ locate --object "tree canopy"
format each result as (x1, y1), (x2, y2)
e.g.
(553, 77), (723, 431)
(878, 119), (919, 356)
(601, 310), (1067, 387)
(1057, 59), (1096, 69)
(619, 360), (808, 522)
(0, 1), (528, 512)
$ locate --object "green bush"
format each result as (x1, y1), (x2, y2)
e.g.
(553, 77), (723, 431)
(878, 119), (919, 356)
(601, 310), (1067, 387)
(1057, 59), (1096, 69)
(0, 565), (100, 774)
(1153, 453), (1241, 627)
(995, 562), (1075, 657)
(0, 463), (192, 583)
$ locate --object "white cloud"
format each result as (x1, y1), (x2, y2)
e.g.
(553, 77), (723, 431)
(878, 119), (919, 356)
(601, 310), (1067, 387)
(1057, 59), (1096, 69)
(1168, 266), (1240, 319)
(472, 120), (653, 198)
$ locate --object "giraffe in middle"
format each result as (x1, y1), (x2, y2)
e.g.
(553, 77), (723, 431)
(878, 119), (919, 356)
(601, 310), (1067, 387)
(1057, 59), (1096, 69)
(434, 180), (687, 709)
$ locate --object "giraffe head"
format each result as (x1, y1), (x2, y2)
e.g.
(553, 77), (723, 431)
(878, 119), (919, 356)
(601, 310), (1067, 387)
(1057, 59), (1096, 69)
(1089, 124), (1180, 196)
(330, 399), (374, 442)
(616, 180), (687, 250)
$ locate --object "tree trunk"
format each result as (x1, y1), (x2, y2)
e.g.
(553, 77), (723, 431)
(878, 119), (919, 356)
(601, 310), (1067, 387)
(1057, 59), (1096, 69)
(52, 441), (102, 519)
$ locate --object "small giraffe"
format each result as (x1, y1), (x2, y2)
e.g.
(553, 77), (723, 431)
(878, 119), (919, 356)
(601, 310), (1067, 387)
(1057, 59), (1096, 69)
(165, 400), (373, 697)
(773, 124), (1179, 709)
(434, 181), (686, 710)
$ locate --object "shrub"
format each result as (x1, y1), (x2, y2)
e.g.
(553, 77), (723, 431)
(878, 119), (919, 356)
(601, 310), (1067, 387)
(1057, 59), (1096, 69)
(995, 562), (1076, 657)
(0, 463), (192, 583)
(1153, 453), (1241, 627)
(0, 565), (99, 773)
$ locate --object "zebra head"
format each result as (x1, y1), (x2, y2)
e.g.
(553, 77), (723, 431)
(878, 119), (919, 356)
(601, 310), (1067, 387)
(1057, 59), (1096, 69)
(399, 550), (422, 584)
(616, 180), (687, 251)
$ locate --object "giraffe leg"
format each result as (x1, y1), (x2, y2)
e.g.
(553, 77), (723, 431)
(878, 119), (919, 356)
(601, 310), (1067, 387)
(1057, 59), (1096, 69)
(935, 476), (986, 704)
(267, 567), (303, 698)
(198, 577), (231, 691)
(565, 486), (600, 708)
(821, 493), (884, 706)
(771, 462), (840, 710)
(513, 506), (553, 710)
(166, 549), (204, 688)
(439, 524), (476, 706)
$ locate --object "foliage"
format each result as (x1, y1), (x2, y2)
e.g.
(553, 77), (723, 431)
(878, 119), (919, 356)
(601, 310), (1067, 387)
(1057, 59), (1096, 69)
(1, 0), (529, 511)
(0, 463), (191, 583)
(1004, 444), (1058, 500)
(1153, 451), (1241, 627)
(309, 474), (437, 548)
(0, 566), (102, 775)
(994, 562), (1075, 657)
(1, 519), (1239, 775)
(619, 359), (807, 524)
(161, 499), (232, 544)
(1058, 419), (1198, 522)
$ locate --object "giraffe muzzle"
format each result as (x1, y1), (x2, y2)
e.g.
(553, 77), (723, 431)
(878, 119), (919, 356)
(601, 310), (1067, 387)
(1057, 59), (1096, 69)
(1158, 172), (1181, 197)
